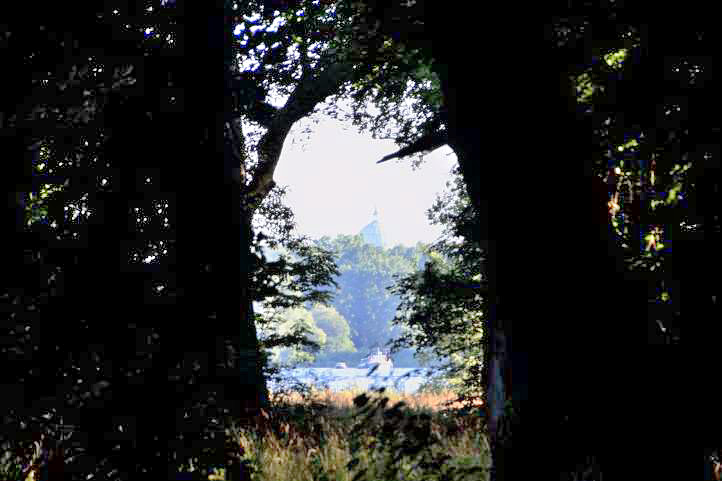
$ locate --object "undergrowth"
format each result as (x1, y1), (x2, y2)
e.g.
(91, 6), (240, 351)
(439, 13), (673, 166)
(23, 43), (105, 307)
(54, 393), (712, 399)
(1, 385), (489, 481)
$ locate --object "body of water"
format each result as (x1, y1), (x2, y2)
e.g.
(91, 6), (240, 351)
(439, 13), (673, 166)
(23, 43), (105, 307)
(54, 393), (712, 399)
(267, 367), (444, 395)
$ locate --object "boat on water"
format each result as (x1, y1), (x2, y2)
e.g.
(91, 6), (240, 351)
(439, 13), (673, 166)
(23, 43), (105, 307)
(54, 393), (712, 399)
(357, 347), (393, 372)
(334, 362), (348, 369)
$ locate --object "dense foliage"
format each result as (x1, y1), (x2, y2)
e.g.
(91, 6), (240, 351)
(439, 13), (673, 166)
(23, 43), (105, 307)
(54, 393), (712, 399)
(3, 2), (351, 479)
(387, 163), (484, 407)
(313, 235), (426, 352)
(257, 234), (439, 369)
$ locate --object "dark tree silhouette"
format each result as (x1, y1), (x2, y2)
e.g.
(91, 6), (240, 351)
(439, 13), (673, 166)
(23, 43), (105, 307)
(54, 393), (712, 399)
(1, 2), (267, 479)
(343, 2), (718, 480)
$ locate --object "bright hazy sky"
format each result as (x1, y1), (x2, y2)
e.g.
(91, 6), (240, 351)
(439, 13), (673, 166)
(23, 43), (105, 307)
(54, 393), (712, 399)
(272, 115), (458, 248)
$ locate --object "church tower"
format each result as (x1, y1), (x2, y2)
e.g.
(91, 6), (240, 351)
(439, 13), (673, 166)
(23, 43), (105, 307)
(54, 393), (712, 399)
(359, 206), (385, 248)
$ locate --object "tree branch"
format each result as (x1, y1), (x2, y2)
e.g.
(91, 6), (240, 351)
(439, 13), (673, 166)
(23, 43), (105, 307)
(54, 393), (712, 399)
(244, 100), (278, 129)
(377, 129), (449, 163)
(244, 53), (355, 210)
(230, 74), (279, 129)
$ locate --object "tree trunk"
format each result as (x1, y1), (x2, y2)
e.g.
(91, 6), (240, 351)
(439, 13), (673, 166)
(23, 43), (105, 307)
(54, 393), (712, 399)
(422, 9), (509, 480)
(163, 5), (272, 477)
(422, 6), (648, 479)
(236, 207), (272, 423)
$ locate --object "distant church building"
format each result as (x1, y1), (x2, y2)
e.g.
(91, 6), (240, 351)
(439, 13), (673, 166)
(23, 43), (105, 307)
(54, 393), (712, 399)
(359, 207), (385, 249)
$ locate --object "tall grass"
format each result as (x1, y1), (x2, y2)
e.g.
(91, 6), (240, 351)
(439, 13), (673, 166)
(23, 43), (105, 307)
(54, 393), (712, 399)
(1, 385), (489, 481)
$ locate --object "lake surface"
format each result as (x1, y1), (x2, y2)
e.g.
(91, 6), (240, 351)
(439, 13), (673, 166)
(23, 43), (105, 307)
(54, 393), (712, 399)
(267, 366), (444, 395)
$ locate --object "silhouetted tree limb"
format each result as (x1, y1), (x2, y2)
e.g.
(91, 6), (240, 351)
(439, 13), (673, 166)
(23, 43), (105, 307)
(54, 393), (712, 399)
(245, 53), (355, 210)
(377, 129), (449, 163)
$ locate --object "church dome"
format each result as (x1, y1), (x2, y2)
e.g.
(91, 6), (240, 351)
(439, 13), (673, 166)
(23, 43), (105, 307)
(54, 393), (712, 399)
(360, 208), (385, 248)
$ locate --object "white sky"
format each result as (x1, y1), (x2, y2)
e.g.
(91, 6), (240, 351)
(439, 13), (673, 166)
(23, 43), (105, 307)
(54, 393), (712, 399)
(273, 115), (458, 248)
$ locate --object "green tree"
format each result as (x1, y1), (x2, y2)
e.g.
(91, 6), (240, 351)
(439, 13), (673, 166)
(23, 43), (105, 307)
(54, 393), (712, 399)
(536, 11), (717, 481)
(265, 306), (326, 365)
(310, 303), (356, 354)
(388, 163), (484, 408)
(312, 234), (424, 353)
(566, 24), (715, 346)
(0, 4), (166, 479)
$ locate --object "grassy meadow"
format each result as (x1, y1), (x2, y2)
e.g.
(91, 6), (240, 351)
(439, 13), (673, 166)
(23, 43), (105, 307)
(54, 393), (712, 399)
(1, 385), (489, 481)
